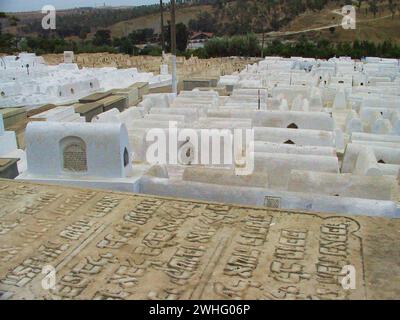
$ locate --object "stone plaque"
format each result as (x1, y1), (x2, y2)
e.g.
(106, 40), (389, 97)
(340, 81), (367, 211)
(0, 180), (399, 300)
(264, 196), (281, 209)
(63, 142), (87, 172)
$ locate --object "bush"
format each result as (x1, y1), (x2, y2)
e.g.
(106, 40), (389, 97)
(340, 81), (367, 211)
(188, 48), (209, 59)
(205, 37), (229, 57)
(0, 33), (15, 53)
(205, 34), (260, 57)
(139, 45), (162, 56)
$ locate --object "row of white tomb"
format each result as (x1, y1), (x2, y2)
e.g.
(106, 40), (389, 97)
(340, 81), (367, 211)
(2, 55), (399, 218)
(0, 114), (26, 173)
(0, 52), (172, 109)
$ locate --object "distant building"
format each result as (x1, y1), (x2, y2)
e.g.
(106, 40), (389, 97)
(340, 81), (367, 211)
(187, 32), (214, 49)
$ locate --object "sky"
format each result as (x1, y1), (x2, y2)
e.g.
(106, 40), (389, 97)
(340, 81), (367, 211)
(0, 0), (162, 13)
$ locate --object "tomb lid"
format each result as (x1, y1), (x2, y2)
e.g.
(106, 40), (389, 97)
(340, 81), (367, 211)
(110, 87), (138, 94)
(74, 102), (104, 114)
(27, 104), (57, 118)
(129, 82), (149, 89)
(97, 95), (126, 107)
(0, 158), (18, 171)
(78, 92), (112, 104)
(183, 77), (218, 81)
(0, 108), (27, 119)
(0, 179), (399, 300)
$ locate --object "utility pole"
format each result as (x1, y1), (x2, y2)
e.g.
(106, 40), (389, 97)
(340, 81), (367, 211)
(170, 0), (178, 93)
(159, 0), (165, 54)
(261, 31), (265, 59)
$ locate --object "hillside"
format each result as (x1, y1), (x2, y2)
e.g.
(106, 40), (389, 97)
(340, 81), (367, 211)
(108, 5), (213, 38)
(2, 0), (400, 45)
(273, 1), (400, 43)
(1, 5), (162, 38)
(94, 0), (400, 44)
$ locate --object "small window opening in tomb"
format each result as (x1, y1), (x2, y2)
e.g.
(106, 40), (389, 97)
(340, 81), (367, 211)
(59, 91), (62, 97)
(380, 112), (383, 116)
(70, 88), (75, 94)
(378, 160), (386, 164)
(186, 148), (191, 158)
(123, 148), (129, 167)
(264, 196), (281, 209)
(320, 76), (322, 80)
(334, 194), (340, 197)
(287, 123), (298, 129)
(339, 81), (344, 84)
(284, 140), (295, 145)
(360, 83), (364, 86)
(61, 137), (88, 173)
(0, 91), (5, 97)
(90, 82), (93, 88)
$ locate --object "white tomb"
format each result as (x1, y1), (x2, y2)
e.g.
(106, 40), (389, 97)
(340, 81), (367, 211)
(0, 53), (172, 109)
(17, 122), (147, 192)
(0, 114), (26, 173)
(63, 51), (74, 64)
(11, 54), (400, 218)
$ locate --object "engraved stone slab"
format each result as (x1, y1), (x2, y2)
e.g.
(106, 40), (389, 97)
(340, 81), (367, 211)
(0, 179), (399, 300)
(62, 141), (87, 172)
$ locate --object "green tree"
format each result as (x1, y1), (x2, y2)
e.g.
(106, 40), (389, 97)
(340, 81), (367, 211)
(0, 33), (15, 52)
(165, 22), (189, 52)
(389, 0), (397, 18)
(188, 12), (217, 33)
(176, 22), (189, 52)
(129, 28), (154, 44)
(79, 26), (90, 40)
(93, 29), (112, 46)
(369, 2), (378, 17)
(119, 37), (134, 55)
(205, 34), (260, 57)
(9, 16), (19, 27)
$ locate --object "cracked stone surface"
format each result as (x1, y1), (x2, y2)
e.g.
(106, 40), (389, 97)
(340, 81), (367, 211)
(0, 179), (399, 300)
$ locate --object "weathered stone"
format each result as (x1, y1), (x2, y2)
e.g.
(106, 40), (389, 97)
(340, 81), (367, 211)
(0, 159), (19, 179)
(74, 102), (104, 122)
(79, 92), (112, 104)
(183, 78), (218, 91)
(129, 82), (149, 100)
(0, 108), (27, 130)
(98, 95), (128, 113)
(0, 180), (399, 300)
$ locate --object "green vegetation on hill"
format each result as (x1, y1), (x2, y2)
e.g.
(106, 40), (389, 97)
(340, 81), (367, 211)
(5, 30), (399, 61)
(194, 34), (400, 59)
(21, 5), (162, 38)
(1, 0), (400, 59)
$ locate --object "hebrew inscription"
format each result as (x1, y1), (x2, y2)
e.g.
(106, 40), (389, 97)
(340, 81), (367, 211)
(62, 138), (88, 172)
(0, 180), (399, 300)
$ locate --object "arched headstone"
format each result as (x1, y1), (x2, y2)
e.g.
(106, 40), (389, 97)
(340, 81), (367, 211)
(61, 137), (88, 172)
